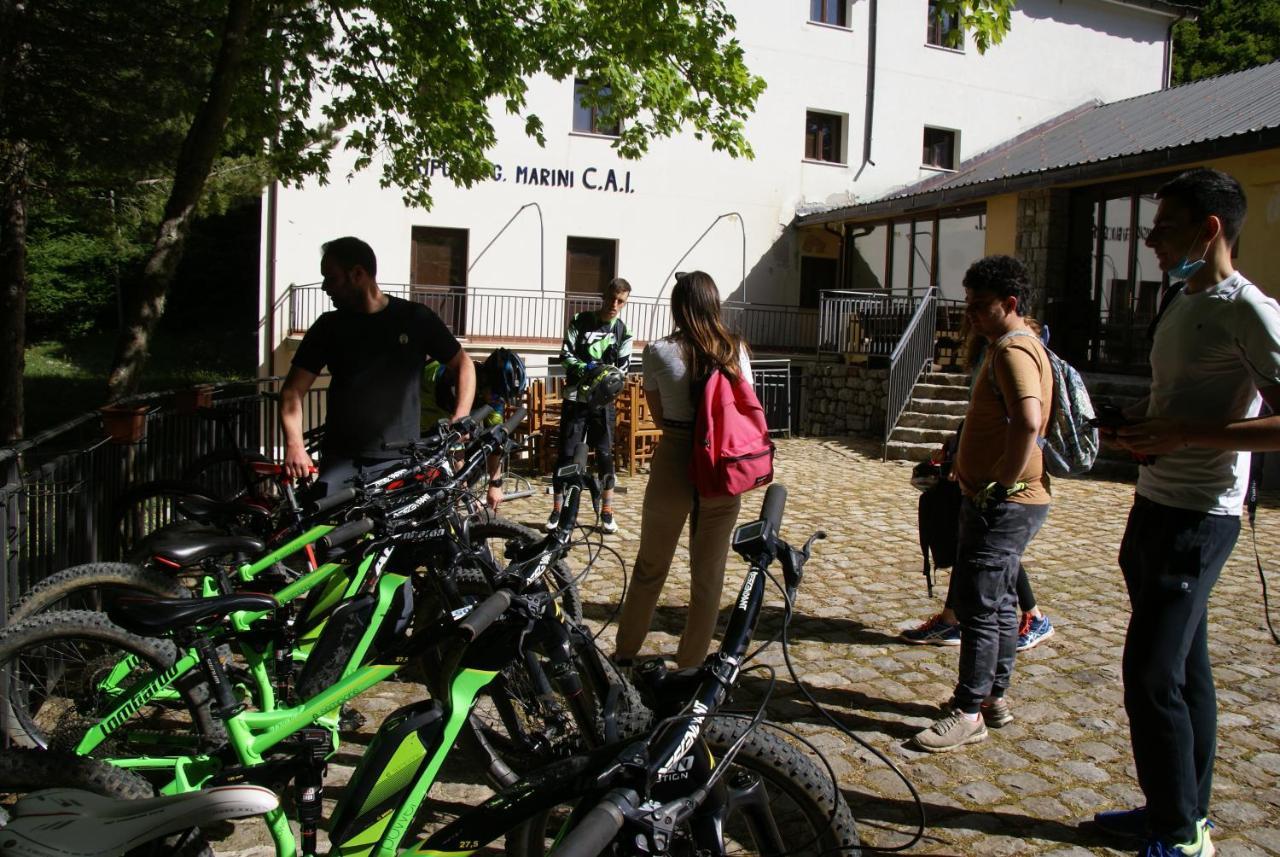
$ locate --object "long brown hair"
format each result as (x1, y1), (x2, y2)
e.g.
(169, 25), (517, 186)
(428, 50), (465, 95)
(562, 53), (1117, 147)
(671, 271), (745, 382)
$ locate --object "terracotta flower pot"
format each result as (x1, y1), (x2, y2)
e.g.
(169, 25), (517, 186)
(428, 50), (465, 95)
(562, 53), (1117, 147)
(99, 404), (150, 444)
(175, 384), (215, 416)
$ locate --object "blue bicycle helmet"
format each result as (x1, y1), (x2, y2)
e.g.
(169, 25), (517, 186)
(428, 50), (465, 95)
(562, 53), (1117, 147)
(482, 348), (528, 401)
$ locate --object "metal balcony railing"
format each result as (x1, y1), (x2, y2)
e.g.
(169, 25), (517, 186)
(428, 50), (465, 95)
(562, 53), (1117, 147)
(287, 284), (819, 353)
(816, 290), (927, 361)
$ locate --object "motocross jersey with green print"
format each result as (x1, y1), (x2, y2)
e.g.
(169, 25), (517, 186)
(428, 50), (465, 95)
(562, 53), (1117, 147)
(420, 360), (503, 430)
(560, 311), (633, 383)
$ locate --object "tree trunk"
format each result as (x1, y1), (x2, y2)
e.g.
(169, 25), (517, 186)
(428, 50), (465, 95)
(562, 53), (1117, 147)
(105, 0), (255, 402)
(0, 0), (30, 442)
(0, 145), (27, 443)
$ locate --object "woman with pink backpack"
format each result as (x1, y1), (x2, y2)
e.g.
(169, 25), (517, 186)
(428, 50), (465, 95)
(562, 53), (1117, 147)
(613, 271), (757, 669)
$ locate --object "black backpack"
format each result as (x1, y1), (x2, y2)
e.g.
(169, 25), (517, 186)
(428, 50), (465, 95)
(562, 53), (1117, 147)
(915, 428), (962, 596)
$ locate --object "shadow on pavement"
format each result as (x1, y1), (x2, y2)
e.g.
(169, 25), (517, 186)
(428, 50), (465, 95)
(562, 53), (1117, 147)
(841, 787), (1124, 854)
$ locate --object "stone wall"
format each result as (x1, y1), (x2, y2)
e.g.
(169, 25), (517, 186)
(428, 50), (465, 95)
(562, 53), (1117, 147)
(802, 364), (888, 437)
(1015, 189), (1071, 318)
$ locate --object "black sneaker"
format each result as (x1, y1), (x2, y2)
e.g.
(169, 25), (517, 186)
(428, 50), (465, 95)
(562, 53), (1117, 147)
(545, 507), (561, 532)
(600, 510), (618, 534)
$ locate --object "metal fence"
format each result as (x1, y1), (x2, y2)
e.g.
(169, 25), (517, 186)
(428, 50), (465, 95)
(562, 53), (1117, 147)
(0, 380), (331, 619)
(2, 357), (798, 616)
(288, 284), (817, 353)
(817, 290), (928, 361)
(751, 359), (797, 437)
(883, 288), (939, 452)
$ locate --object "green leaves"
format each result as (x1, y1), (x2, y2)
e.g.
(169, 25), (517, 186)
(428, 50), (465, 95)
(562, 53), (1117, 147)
(933, 0), (1016, 54)
(308, 0), (765, 208)
(1173, 0), (1280, 84)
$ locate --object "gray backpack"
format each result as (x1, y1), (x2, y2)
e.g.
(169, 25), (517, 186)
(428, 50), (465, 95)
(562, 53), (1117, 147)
(989, 330), (1099, 477)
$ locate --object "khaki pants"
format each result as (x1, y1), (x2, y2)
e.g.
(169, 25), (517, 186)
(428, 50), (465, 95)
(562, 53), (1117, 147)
(614, 427), (742, 668)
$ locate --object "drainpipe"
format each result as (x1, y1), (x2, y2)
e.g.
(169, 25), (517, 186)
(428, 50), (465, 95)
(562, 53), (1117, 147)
(856, 0), (879, 180)
(263, 179), (278, 377)
(1163, 10), (1189, 88)
(823, 224), (844, 291)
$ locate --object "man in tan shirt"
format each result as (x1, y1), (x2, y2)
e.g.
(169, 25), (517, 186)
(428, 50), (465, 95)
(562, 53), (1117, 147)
(913, 255), (1053, 753)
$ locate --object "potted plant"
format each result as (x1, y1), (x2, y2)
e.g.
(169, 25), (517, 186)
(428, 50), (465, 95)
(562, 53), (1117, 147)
(175, 384), (215, 416)
(99, 404), (151, 444)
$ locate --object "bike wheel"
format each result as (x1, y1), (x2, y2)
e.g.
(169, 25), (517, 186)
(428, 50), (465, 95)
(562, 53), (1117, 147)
(112, 480), (220, 559)
(8, 562), (190, 625)
(0, 611), (222, 759)
(506, 717), (861, 857)
(0, 749), (212, 857)
(183, 448), (278, 503)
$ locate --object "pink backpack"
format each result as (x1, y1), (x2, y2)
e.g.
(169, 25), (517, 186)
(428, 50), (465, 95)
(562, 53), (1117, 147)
(689, 369), (775, 498)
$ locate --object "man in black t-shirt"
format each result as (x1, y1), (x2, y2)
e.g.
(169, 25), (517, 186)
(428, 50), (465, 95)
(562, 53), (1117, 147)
(280, 236), (474, 491)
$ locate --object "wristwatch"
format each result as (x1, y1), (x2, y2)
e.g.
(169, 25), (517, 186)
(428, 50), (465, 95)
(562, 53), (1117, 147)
(488, 478), (504, 489)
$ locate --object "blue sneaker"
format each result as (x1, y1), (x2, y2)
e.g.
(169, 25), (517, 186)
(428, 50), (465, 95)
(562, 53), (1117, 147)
(1138, 823), (1214, 856)
(1095, 808), (1213, 844)
(901, 613), (961, 645)
(1017, 613), (1055, 651)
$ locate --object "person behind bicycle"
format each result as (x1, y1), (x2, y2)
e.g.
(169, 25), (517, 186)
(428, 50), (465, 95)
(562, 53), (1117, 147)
(280, 237), (475, 492)
(422, 347), (529, 511)
(911, 255), (1053, 754)
(548, 277), (633, 534)
(613, 271), (752, 670)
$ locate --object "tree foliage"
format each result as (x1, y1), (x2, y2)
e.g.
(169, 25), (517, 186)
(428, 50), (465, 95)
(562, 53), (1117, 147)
(933, 0), (1017, 53)
(3, 0), (1022, 433)
(1173, 0), (1280, 84)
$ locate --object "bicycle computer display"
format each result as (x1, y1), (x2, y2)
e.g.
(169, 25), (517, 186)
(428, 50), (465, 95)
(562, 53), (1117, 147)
(732, 520), (768, 549)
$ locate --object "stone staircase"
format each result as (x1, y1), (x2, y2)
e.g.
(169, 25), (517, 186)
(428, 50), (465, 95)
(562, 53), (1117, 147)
(884, 371), (969, 461)
(884, 368), (1153, 482)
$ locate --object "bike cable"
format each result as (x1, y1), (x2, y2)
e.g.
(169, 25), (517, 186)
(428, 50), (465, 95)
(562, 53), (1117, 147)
(763, 566), (927, 853)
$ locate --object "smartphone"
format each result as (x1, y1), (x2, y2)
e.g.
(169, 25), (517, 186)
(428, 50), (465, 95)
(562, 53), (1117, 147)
(1088, 403), (1128, 430)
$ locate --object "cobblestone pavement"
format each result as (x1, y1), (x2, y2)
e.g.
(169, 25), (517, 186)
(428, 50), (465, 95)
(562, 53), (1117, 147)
(219, 437), (1280, 856)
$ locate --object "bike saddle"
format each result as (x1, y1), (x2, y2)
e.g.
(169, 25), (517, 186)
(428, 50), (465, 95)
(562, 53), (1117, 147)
(144, 524), (267, 568)
(0, 784), (278, 857)
(175, 494), (271, 527)
(107, 592), (279, 635)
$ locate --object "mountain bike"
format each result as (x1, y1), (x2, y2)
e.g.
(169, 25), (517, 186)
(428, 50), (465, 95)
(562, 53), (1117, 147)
(429, 483), (862, 857)
(0, 748), (273, 857)
(0, 419), (638, 789)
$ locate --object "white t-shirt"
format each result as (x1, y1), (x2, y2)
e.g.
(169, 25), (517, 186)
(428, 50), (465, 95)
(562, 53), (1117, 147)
(1138, 272), (1280, 515)
(642, 337), (754, 424)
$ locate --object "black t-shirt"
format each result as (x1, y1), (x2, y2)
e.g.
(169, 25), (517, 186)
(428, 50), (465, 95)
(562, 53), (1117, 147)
(292, 296), (461, 459)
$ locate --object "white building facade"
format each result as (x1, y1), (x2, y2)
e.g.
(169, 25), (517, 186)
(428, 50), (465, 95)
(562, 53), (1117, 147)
(259, 0), (1181, 375)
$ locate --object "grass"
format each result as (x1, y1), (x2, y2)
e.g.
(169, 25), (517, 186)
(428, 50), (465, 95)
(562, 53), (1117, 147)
(22, 321), (256, 438)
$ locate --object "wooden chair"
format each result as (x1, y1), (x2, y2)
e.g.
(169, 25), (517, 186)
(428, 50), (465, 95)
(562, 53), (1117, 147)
(531, 377), (566, 475)
(615, 378), (663, 476)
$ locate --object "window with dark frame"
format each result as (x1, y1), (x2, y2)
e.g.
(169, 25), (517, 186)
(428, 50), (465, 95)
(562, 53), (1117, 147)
(926, 0), (961, 47)
(809, 0), (847, 27)
(565, 236), (617, 295)
(922, 126), (957, 169)
(573, 80), (620, 136)
(805, 111), (843, 164)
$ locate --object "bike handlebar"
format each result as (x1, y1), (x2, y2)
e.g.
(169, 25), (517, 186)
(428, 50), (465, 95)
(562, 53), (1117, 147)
(502, 406), (527, 436)
(317, 517), (374, 552)
(306, 486), (358, 517)
(550, 789), (637, 857)
(457, 590), (514, 641)
(759, 484), (787, 535)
